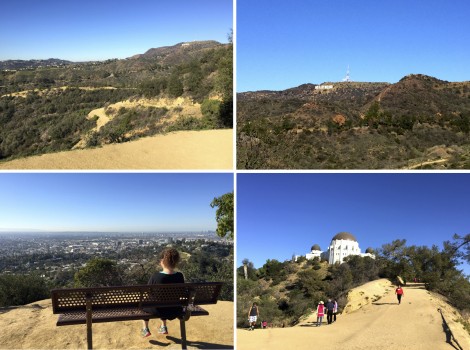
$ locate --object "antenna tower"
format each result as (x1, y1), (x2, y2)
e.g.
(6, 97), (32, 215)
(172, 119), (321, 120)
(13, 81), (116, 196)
(342, 65), (351, 82)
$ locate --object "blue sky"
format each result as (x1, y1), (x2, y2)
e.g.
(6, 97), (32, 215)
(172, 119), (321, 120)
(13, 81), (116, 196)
(237, 0), (470, 91)
(237, 173), (470, 276)
(0, 0), (232, 61)
(0, 173), (233, 233)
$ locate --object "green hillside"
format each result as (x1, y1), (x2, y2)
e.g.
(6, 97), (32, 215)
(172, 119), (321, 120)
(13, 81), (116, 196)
(0, 40), (233, 161)
(237, 74), (470, 169)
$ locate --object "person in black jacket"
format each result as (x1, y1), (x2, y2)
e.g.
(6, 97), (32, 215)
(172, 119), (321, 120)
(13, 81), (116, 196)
(325, 299), (335, 325)
(141, 248), (184, 337)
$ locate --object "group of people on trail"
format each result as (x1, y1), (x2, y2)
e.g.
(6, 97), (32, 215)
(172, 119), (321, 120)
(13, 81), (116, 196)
(315, 299), (338, 327)
(246, 283), (407, 332)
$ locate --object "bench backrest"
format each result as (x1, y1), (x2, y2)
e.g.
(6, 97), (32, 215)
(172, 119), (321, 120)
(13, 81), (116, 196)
(51, 282), (223, 314)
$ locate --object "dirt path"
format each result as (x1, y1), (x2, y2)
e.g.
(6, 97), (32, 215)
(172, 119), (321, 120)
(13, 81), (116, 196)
(0, 129), (233, 170)
(1, 86), (118, 98)
(404, 158), (449, 170)
(0, 299), (233, 349)
(88, 107), (110, 131)
(238, 281), (469, 350)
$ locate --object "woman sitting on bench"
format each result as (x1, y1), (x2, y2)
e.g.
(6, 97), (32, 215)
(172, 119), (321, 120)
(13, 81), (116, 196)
(141, 248), (185, 337)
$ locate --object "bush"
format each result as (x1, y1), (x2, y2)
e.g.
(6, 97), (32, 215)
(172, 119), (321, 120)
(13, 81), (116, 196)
(74, 258), (123, 287)
(0, 274), (49, 307)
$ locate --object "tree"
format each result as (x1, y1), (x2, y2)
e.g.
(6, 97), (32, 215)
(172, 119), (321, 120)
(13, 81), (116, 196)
(210, 192), (234, 239)
(201, 99), (221, 128)
(74, 258), (122, 287)
(446, 233), (470, 263)
(167, 69), (183, 98)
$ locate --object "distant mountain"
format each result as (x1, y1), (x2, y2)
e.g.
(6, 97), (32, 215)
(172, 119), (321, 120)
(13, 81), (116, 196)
(0, 58), (74, 70)
(237, 74), (470, 169)
(0, 40), (223, 72)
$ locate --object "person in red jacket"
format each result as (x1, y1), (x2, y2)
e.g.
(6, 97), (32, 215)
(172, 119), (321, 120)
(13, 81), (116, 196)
(395, 285), (404, 305)
(316, 301), (325, 327)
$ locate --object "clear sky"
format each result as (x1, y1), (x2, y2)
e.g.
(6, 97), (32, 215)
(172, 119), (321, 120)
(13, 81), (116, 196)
(0, 173), (233, 233)
(237, 0), (470, 91)
(237, 173), (470, 276)
(0, 0), (232, 61)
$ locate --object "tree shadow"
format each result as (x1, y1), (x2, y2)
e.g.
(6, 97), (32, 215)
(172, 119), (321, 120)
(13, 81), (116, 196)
(299, 322), (318, 327)
(166, 335), (233, 349)
(0, 303), (46, 315)
(438, 309), (460, 350)
(372, 302), (398, 306)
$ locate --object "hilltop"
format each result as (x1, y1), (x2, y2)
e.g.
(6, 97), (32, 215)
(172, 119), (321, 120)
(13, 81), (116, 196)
(237, 74), (470, 169)
(238, 280), (470, 350)
(0, 298), (233, 349)
(0, 40), (232, 167)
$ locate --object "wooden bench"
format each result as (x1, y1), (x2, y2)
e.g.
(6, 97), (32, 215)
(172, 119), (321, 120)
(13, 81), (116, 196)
(51, 282), (223, 350)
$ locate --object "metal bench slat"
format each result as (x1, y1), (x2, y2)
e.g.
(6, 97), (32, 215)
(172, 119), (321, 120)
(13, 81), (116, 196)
(56, 305), (209, 326)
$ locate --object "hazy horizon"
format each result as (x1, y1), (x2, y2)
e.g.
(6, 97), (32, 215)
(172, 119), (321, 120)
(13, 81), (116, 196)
(0, 39), (224, 63)
(0, 0), (232, 61)
(0, 173), (233, 233)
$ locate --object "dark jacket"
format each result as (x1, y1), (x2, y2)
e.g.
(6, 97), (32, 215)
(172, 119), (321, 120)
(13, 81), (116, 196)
(325, 301), (335, 311)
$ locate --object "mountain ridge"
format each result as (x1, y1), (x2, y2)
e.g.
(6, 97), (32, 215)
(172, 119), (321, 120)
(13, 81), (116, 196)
(237, 74), (470, 169)
(0, 40), (224, 71)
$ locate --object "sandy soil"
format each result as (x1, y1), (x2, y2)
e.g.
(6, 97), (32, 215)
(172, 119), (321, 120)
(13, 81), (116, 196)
(238, 280), (470, 350)
(0, 129), (233, 170)
(0, 299), (233, 349)
(74, 96), (203, 148)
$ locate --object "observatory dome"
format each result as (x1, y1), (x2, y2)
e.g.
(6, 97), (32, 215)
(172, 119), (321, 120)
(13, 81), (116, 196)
(331, 232), (357, 242)
(311, 244), (321, 251)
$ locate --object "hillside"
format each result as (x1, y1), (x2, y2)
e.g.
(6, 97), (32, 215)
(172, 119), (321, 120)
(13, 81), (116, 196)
(0, 299), (233, 349)
(0, 129), (233, 170)
(237, 75), (470, 169)
(0, 40), (233, 166)
(238, 280), (470, 350)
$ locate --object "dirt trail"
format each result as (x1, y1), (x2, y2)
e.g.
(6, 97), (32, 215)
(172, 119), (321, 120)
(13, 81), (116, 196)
(238, 280), (470, 350)
(405, 158), (449, 170)
(0, 299), (233, 349)
(1, 86), (118, 98)
(0, 129), (233, 170)
(74, 96), (203, 148)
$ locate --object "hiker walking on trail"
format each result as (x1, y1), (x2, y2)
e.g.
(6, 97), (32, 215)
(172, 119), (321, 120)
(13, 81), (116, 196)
(248, 302), (259, 330)
(395, 285), (404, 305)
(325, 299), (335, 324)
(316, 301), (325, 327)
(333, 299), (338, 323)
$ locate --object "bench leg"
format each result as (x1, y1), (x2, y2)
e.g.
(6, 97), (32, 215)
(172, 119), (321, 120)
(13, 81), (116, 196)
(179, 319), (187, 350)
(86, 297), (93, 350)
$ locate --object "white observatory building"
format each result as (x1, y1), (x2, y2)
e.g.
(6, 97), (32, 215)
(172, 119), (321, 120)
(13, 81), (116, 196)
(301, 232), (375, 265)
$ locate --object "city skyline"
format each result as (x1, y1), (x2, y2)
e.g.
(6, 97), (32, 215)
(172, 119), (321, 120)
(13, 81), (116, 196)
(0, 173), (233, 233)
(237, 0), (470, 91)
(237, 173), (470, 276)
(0, 0), (232, 61)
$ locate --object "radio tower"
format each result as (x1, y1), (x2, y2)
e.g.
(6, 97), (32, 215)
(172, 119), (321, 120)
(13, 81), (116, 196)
(342, 65), (351, 82)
